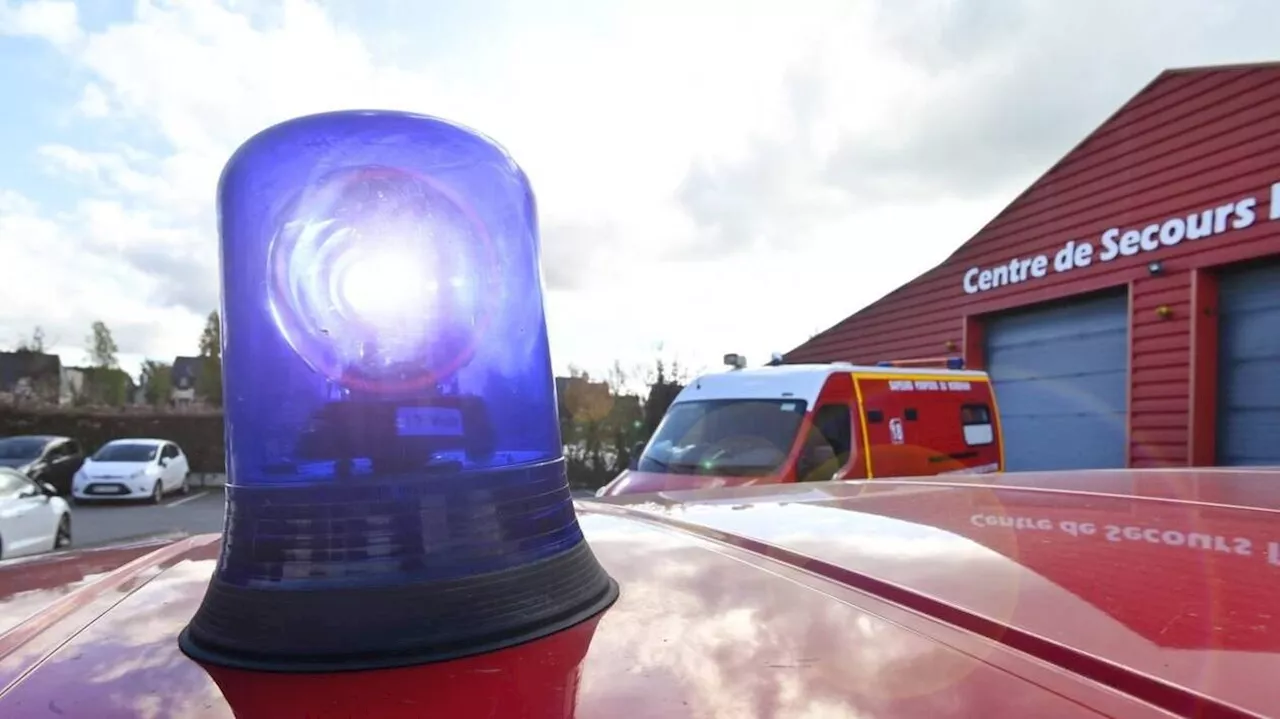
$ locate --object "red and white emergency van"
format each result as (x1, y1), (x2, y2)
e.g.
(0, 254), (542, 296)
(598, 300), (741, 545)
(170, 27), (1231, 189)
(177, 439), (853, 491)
(597, 358), (1005, 497)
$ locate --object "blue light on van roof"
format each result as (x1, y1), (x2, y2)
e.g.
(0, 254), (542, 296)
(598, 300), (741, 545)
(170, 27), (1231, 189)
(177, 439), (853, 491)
(876, 357), (966, 370)
(179, 110), (617, 672)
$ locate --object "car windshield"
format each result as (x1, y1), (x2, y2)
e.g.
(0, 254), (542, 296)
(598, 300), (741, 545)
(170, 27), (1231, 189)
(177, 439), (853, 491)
(91, 443), (158, 462)
(637, 399), (807, 477)
(0, 437), (47, 460)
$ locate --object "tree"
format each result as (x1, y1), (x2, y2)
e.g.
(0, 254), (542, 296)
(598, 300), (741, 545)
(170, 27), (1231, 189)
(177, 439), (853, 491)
(92, 367), (130, 406)
(642, 356), (686, 437)
(199, 310), (221, 357)
(87, 320), (119, 368)
(605, 361), (644, 471)
(15, 326), (45, 353)
(559, 367), (612, 482)
(78, 320), (128, 406)
(556, 354), (679, 491)
(196, 310), (223, 406)
(141, 360), (173, 407)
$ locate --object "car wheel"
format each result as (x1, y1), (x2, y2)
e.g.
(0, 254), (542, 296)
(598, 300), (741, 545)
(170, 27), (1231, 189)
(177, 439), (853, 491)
(180, 473), (191, 495)
(151, 481), (163, 504)
(54, 514), (71, 550)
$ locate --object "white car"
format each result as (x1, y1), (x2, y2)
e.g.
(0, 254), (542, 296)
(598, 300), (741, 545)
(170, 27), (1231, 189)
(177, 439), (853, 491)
(0, 467), (71, 559)
(72, 439), (191, 504)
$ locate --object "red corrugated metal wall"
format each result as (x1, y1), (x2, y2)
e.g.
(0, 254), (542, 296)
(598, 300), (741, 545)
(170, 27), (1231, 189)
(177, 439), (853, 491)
(787, 63), (1280, 467)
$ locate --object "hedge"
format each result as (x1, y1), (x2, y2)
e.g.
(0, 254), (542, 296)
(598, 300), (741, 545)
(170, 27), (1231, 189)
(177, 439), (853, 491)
(0, 407), (620, 487)
(0, 406), (227, 473)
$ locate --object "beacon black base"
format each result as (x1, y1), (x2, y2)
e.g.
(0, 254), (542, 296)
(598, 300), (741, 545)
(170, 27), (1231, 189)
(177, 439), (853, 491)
(179, 539), (619, 673)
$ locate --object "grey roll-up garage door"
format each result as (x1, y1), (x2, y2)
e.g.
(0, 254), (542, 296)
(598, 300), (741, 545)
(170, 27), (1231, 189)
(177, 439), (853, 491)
(1217, 262), (1280, 466)
(985, 292), (1130, 471)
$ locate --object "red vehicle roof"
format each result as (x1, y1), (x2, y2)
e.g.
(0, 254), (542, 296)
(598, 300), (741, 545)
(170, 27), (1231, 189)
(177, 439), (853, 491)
(0, 469), (1275, 718)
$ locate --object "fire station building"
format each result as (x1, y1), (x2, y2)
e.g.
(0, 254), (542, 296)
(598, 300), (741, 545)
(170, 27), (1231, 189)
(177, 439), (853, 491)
(785, 62), (1280, 472)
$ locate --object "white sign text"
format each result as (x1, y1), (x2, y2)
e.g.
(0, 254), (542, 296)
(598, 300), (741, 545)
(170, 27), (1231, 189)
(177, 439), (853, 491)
(962, 182), (1280, 294)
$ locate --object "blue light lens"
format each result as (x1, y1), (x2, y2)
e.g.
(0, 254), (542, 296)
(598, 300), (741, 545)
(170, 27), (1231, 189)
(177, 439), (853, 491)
(217, 110), (573, 586)
(181, 110), (617, 671)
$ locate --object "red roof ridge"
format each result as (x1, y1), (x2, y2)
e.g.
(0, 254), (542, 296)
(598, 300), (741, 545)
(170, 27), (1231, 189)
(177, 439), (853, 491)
(1161, 59), (1280, 76)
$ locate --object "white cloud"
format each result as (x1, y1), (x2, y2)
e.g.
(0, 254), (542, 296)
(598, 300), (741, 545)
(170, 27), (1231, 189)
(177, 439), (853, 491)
(0, 0), (78, 47)
(1, 0), (1278, 382)
(73, 82), (109, 117)
(0, 191), (199, 363)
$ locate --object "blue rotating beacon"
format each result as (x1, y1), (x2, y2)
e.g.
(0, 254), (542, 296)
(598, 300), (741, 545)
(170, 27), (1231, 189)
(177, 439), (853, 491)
(179, 110), (618, 671)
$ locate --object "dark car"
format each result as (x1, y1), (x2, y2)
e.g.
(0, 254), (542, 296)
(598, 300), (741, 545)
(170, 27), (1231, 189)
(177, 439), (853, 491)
(0, 435), (84, 495)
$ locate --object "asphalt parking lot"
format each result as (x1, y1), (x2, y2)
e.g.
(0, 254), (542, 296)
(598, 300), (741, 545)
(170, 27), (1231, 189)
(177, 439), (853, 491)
(68, 485), (598, 553)
(72, 486), (226, 550)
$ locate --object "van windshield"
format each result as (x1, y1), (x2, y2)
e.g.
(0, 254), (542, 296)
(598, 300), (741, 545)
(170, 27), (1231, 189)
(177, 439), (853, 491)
(637, 399), (807, 477)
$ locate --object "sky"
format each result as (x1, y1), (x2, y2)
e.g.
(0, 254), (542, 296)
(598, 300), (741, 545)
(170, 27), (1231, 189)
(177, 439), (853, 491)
(0, 0), (1278, 387)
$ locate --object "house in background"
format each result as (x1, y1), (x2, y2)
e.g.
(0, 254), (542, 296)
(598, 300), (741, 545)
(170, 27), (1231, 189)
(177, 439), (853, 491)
(0, 352), (143, 408)
(59, 367), (86, 406)
(0, 351), (62, 405)
(171, 356), (203, 407)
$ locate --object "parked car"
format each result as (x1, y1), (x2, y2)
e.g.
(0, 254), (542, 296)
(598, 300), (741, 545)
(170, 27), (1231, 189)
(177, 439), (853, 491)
(71, 439), (191, 504)
(0, 467), (71, 559)
(0, 435), (85, 496)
